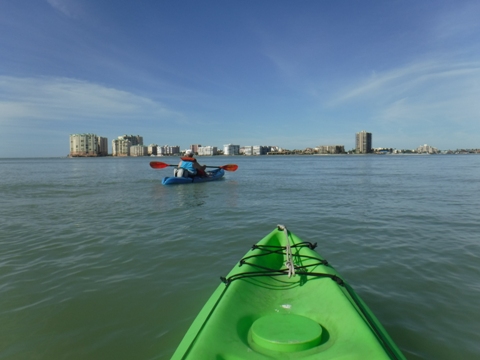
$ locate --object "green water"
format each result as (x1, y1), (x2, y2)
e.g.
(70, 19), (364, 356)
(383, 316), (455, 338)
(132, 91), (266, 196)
(1, 155), (479, 359)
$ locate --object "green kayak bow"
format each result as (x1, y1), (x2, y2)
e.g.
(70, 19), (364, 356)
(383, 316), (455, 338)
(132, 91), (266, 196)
(172, 225), (405, 359)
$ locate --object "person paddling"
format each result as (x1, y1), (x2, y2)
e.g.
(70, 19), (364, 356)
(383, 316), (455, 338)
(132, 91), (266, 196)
(176, 149), (207, 177)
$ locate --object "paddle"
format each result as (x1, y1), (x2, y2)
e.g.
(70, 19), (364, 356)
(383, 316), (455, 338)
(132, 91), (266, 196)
(149, 161), (238, 172)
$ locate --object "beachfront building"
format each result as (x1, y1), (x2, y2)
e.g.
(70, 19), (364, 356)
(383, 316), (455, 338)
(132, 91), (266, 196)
(112, 138), (131, 156)
(224, 144), (240, 155)
(190, 144), (202, 154)
(243, 145), (271, 155)
(355, 131), (372, 154)
(416, 144), (438, 154)
(316, 145), (345, 154)
(148, 144), (158, 156)
(98, 137), (108, 156)
(198, 146), (217, 156)
(119, 134), (143, 146)
(69, 133), (108, 157)
(243, 146), (253, 155)
(158, 145), (180, 156)
(256, 146), (271, 155)
(130, 145), (148, 157)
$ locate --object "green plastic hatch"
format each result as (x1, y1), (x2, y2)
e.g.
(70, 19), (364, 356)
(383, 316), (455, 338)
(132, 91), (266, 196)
(251, 314), (323, 352)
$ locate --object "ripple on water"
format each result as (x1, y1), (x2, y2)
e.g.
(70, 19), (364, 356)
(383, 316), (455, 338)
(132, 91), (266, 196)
(1, 156), (480, 359)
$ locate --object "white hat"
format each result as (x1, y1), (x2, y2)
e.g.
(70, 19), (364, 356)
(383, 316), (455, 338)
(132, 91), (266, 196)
(185, 149), (193, 156)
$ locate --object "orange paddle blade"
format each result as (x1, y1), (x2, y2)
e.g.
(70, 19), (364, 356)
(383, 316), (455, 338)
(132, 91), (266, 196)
(149, 161), (170, 169)
(220, 164), (238, 172)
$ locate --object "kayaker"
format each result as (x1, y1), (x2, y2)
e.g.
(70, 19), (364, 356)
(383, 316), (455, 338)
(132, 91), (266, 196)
(176, 150), (207, 177)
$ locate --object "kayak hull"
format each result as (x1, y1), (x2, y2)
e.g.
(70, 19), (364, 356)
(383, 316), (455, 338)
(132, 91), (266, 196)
(161, 168), (224, 185)
(171, 227), (405, 359)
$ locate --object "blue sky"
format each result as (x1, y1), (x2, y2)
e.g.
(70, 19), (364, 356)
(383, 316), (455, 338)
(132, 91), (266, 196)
(1, 0), (480, 157)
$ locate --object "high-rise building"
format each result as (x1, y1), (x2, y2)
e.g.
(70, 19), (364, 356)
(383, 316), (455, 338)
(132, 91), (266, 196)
(190, 144), (201, 154)
(111, 135), (144, 156)
(243, 146), (253, 155)
(198, 146), (217, 156)
(112, 138), (131, 156)
(130, 145), (148, 157)
(224, 144), (240, 155)
(97, 136), (108, 156)
(157, 145), (180, 155)
(69, 133), (108, 157)
(119, 135), (143, 146)
(148, 144), (158, 155)
(355, 131), (372, 154)
(416, 144), (438, 154)
(243, 145), (270, 155)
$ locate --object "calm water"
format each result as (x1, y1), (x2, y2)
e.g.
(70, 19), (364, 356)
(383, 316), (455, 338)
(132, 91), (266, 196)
(1, 155), (479, 359)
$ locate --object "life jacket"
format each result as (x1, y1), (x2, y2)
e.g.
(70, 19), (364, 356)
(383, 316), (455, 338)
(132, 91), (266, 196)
(177, 157), (197, 176)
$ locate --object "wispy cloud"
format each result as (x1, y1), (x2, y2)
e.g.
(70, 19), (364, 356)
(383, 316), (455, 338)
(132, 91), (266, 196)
(46, 0), (83, 18)
(431, 2), (480, 41)
(0, 76), (181, 125)
(329, 60), (480, 125)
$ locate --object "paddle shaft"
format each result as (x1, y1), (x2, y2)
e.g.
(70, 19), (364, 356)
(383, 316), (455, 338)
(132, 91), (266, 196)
(149, 161), (238, 171)
(158, 164), (223, 169)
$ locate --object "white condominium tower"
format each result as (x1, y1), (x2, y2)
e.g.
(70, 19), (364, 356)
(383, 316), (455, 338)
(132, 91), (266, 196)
(70, 133), (108, 157)
(223, 144), (240, 155)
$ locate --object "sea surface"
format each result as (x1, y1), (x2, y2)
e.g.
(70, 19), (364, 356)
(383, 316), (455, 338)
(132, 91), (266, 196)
(1, 155), (479, 359)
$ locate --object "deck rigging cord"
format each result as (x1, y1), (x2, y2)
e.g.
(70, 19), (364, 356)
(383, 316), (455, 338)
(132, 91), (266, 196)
(220, 225), (341, 286)
(218, 226), (402, 360)
(278, 224), (295, 278)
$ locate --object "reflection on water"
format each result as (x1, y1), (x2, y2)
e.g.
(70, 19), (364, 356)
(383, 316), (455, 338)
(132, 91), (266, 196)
(151, 181), (210, 209)
(151, 177), (239, 210)
(176, 184), (207, 207)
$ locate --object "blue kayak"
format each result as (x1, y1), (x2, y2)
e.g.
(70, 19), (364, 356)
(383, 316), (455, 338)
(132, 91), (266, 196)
(162, 168), (225, 185)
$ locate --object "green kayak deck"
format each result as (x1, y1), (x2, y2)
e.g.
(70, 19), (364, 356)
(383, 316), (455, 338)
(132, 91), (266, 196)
(172, 226), (405, 359)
